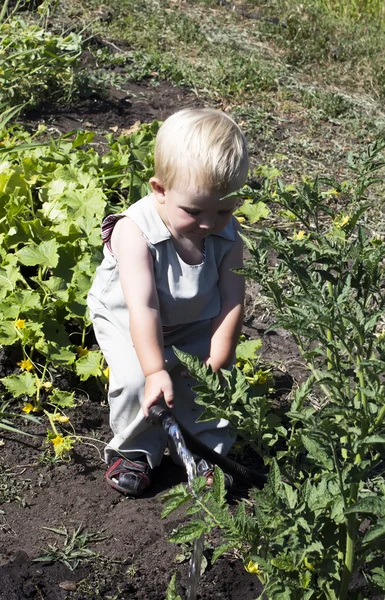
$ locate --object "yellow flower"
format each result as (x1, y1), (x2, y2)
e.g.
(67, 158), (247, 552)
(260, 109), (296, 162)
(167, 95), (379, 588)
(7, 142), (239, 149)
(77, 346), (89, 357)
(15, 319), (26, 329)
(18, 359), (34, 371)
(245, 560), (262, 575)
(51, 434), (64, 448)
(103, 366), (110, 379)
(236, 216), (246, 223)
(293, 230), (305, 240)
(22, 403), (34, 414)
(334, 214), (350, 229)
(52, 415), (70, 423)
(51, 434), (74, 458)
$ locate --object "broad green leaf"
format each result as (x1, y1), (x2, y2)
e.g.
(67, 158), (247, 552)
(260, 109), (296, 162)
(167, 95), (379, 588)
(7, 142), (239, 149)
(237, 200), (270, 223)
(16, 239), (59, 268)
(1, 371), (37, 398)
(236, 339), (262, 361)
(0, 321), (19, 344)
(75, 350), (104, 380)
(48, 390), (75, 409)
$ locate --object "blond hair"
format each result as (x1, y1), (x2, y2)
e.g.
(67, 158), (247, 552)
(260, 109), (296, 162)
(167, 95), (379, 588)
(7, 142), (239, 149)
(154, 108), (249, 192)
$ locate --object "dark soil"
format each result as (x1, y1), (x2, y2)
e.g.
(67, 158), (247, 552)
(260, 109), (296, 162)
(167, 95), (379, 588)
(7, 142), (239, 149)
(25, 80), (204, 141)
(1, 73), (306, 599)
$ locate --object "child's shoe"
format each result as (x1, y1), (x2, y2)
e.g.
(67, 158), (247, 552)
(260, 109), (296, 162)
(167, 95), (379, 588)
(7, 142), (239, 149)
(196, 458), (234, 491)
(106, 456), (152, 496)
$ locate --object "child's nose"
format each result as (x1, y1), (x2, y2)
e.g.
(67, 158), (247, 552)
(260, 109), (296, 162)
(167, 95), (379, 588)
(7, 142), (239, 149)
(199, 215), (215, 229)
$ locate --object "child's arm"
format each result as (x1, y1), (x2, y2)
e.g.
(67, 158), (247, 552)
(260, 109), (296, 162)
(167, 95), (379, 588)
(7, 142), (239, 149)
(111, 217), (173, 417)
(206, 222), (245, 372)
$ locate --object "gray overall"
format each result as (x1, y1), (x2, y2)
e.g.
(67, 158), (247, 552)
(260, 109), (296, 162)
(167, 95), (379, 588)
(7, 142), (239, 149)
(87, 195), (237, 467)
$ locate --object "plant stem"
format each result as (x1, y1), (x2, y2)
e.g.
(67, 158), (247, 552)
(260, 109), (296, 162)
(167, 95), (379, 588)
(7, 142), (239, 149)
(44, 409), (59, 436)
(355, 360), (367, 415)
(339, 482), (359, 600)
(326, 281), (334, 371)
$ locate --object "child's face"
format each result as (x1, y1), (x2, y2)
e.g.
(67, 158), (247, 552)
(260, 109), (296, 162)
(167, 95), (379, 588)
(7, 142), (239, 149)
(159, 183), (239, 239)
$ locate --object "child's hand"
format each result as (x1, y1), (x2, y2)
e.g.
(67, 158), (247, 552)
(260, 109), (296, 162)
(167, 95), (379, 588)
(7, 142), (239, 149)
(142, 369), (174, 417)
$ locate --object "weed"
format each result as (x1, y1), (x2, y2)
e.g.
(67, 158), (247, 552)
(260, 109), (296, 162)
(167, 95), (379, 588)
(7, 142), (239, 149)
(0, 466), (31, 506)
(34, 524), (108, 571)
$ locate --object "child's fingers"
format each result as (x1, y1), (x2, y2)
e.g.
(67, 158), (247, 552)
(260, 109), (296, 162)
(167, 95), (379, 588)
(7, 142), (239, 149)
(163, 383), (174, 409)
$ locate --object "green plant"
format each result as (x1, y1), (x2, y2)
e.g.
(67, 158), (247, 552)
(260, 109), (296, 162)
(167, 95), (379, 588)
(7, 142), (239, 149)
(0, 5), (82, 113)
(0, 121), (159, 455)
(163, 141), (385, 599)
(34, 524), (108, 570)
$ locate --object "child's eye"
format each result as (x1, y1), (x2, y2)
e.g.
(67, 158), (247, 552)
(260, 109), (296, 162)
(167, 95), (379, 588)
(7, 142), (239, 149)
(184, 209), (201, 216)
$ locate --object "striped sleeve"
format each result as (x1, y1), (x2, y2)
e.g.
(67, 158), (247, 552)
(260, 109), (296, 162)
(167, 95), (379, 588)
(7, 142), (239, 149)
(101, 214), (125, 253)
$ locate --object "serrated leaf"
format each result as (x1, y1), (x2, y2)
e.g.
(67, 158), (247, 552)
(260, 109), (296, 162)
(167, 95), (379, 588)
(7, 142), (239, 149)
(302, 434), (333, 470)
(345, 496), (385, 517)
(161, 494), (192, 519)
(0, 321), (19, 344)
(211, 466), (226, 506)
(169, 520), (206, 544)
(75, 350), (103, 380)
(236, 339), (262, 361)
(237, 200), (270, 223)
(212, 542), (235, 564)
(371, 566), (385, 589)
(1, 371), (37, 398)
(362, 518), (385, 545)
(49, 389), (75, 409)
(268, 459), (281, 495)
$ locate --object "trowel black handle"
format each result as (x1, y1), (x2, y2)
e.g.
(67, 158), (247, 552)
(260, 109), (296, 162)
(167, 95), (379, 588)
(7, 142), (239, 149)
(148, 404), (172, 426)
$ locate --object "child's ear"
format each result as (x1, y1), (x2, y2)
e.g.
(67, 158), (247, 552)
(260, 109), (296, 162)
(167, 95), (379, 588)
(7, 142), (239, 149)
(150, 177), (166, 204)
